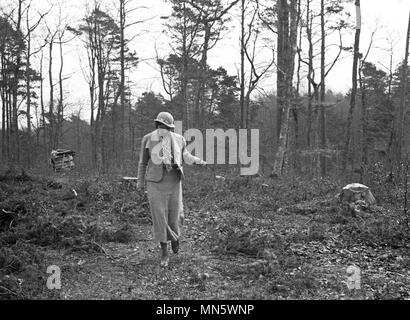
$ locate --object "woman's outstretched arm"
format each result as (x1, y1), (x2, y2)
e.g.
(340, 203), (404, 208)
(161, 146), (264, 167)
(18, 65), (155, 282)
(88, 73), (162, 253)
(181, 136), (206, 166)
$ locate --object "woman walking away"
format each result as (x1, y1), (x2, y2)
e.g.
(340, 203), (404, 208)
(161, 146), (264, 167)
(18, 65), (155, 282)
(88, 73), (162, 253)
(136, 112), (206, 267)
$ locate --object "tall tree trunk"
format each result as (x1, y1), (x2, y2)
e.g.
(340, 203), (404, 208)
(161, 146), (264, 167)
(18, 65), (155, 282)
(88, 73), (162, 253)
(194, 23), (211, 128)
(343, 0), (361, 172)
(387, 40), (396, 171)
(396, 12), (410, 164)
(8, 81), (12, 162)
(291, 0), (302, 172)
(240, 0), (246, 129)
(90, 60), (96, 166)
(319, 0), (326, 176)
(87, 13), (97, 167)
(119, 0), (126, 167)
(1, 55), (6, 162)
(1, 91), (5, 162)
(182, 0), (190, 128)
(11, 0), (24, 165)
(6, 76), (11, 162)
(57, 35), (64, 147)
(128, 88), (134, 164)
(25, 25), (32, 167)
(40, 52), (47, 153)
(359, 66), (368, 182)
(275, 0), (286, 149)
(96, 44), (106, 173)
(306, 0), (313, 148)
(48, 40), (55, 149)
(272, 0), (298, 176)
(75, 111), (81, 165)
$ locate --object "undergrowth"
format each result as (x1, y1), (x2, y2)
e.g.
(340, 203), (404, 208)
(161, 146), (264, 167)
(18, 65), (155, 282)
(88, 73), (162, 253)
(0, 167), (409, 299)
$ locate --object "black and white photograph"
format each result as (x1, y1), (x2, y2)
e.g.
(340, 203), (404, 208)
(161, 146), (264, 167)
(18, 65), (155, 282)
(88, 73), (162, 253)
(0, 0), (409, 305)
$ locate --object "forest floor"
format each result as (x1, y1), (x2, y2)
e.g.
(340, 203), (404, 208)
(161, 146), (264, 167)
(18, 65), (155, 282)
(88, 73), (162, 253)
(0, 167), (409, 300)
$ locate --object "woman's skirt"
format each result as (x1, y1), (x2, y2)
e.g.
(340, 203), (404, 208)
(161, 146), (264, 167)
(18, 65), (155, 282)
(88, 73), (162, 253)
(146, 168), (183, 243)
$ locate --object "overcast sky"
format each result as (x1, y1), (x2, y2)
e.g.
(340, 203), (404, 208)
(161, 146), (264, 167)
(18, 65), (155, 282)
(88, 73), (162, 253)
(2, 0), (410, 118)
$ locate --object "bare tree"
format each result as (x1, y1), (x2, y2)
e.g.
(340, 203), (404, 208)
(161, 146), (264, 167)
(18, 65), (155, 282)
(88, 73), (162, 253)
(9, 0), (24, 164)
(305, 0), (314, 148)
(39, 50), (47, 150)
(272, 0), (298, 176)
(297, 0), (347, 176)
(23, 4), (50, 132)
(394, 12), (410, 166)
(164, 0), (201, 128)
(115, 0), (145, 165)
(24, 4), (49, 166)
(45, 25), (58, 149)
(240, 0), (245, 129)
(383, 32), (400, 169)
(343, 0), (361, 173)
(358, 24), (379, 181)
(188, 0), (239, 128)
(54, 9), (76, 148)
(240, 0), (274, 129)
(319, 0), (326, 176)
(70, 4), (124, 171)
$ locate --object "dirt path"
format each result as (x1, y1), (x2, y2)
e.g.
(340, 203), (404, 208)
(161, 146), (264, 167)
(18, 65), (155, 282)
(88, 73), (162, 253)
(42, 209), (410, 300)
(1, 173), (409, 300)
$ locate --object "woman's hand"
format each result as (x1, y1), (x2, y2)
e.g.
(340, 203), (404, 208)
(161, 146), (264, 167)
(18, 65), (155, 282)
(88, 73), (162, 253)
(197, 159), (207, 166)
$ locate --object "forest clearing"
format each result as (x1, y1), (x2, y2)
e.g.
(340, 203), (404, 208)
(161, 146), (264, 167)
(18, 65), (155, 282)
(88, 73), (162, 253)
(0, 167), (409, 300)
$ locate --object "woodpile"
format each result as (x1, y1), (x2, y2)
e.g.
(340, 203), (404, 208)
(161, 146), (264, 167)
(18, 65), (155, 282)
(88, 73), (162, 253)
(50, 149), (76, 172)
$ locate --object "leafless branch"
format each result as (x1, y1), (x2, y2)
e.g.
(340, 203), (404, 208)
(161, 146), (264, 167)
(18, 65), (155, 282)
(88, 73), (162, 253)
(188, 0), (240, 23)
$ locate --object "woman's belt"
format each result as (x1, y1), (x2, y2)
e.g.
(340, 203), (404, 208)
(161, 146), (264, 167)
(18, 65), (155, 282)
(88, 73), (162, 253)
(163, 163), (180, 171)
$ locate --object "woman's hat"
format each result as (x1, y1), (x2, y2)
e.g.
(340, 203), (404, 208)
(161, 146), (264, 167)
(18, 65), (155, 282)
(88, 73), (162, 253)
(154, 112), (175, 128)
